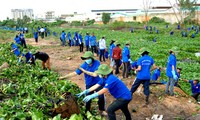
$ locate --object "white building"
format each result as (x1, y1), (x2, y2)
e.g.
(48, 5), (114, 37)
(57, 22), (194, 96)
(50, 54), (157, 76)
(11, 9), (34, 20)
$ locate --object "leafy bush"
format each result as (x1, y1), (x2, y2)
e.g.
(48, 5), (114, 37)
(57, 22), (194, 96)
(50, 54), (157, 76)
(149, 17), (167, 24)
(70, 21), (83, 26)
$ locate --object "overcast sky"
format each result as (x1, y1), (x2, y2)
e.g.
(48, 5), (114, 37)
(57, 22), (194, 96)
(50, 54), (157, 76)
(0, 0), (195, 20)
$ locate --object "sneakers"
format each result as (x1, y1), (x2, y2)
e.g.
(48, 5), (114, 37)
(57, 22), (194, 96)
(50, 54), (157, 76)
(99, 110), (107, 116)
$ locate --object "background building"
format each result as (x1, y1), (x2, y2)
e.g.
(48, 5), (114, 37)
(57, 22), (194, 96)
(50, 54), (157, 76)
(11, 9), (34, 20)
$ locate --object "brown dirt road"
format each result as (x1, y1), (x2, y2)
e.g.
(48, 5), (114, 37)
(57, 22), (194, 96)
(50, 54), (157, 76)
(26, 37), (200, 120)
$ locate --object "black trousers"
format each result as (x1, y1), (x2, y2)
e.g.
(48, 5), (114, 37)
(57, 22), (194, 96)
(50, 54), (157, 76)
(21, 40), (27, 48)
(86, 45), (89, 51)
(41, 32), (44, 39)
(79, 43), (84, 52)
(107, 98), (131, 120)
(114, 59), (121, 74)
(99, 49), (105, 62)
(91, 46), (96, 53)
(192, 93), (200, 101)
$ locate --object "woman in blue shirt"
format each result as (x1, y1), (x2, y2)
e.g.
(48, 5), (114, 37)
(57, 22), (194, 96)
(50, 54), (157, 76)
(59, 51), (106, 114)
(109, 40), (115, 67)
(77, 64), (132, 120)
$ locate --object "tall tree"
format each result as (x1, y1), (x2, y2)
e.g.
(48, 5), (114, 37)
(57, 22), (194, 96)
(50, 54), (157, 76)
(102, 13), (111, 24)
(167, 0), (197, 25)
(142, 0), (152, 24)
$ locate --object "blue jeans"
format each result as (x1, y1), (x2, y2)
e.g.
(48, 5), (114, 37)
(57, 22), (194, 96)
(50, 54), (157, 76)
(130, 78), (150, 96)
(86, 85), (105, 112)
(107, 98), (131, 120)
(165, 77), (175, 95)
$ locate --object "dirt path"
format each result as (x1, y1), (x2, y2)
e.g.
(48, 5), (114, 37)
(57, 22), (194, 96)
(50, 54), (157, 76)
(26, 38), (200, 120)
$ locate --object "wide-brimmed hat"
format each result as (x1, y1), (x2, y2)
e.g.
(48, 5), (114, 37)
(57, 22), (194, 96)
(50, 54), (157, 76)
(81, 51), (95, 60)
(95, 64), (113, 75)
(138, 47), (150, 55)
(170, 46), (179, 53)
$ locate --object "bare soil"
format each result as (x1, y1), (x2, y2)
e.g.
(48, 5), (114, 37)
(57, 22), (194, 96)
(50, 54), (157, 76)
(26, 37), (200, 120)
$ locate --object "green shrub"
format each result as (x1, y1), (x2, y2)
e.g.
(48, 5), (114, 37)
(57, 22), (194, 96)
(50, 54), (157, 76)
(149, 17), (167, 24)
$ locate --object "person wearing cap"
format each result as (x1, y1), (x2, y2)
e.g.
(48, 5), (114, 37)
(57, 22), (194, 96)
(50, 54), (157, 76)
(181, 79), (200, 101)
(84, 32), (90, 51)
(33, 51), (50, 70)
(99, 36), (106, 62)
(77, 64), (132, 120)
(165, 47), (178, 96)
(130, 48), (156, 105)
(112, 42), (122, 75)
(122, 42), (131, 78)
(89, 33), (97, 54)
(59, 51), (106, 114)
(78, 33), (84, 52)
(109, 40), (116, 67)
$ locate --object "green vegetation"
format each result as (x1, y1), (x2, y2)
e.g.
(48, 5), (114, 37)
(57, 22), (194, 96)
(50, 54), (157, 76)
(102, 13), (111, 24)
(0, 19), (200, 119)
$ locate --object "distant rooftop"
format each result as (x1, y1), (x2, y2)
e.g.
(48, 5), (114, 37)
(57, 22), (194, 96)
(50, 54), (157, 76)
(91, 9), (138, 12)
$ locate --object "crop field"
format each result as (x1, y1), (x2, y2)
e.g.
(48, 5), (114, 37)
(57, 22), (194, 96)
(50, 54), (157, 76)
(0, 24), (200, 119)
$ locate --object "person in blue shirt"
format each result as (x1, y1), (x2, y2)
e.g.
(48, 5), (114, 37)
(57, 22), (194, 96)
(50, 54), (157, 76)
(11, 43), (21, 57)
(34, 31), (39, 43)
(89, 33), (97, 54)
(19, 32), (27, 48)
(60, 31), (66, 46)
(14, 35), (21, 45)
(84, 32), (90, 51)
(67, 32), (72, 47)
(77, 64), (132, 120)
(170, 31), (174, 35)
(78, 33), (84, 52)
(21, 49), (35, 65)
(44, 26), (47, 37)
(74, 31), (79, 46)
(131, 60), (138, 75)
(59, 51), (106, 114)
(122, 42), (131, 78)
(109, 40), (115, 67)
(177, 24), (181, 29)
(182, 79), (200, 101)
(165, 48), (178, 96)
(130, 48), (156, 105)
(151, 67), (162, 82)
(174, 68), (182, 86)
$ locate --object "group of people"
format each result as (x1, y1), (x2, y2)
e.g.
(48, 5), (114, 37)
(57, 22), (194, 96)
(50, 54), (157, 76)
(11, 32), (51, 70)
(58, 39), (199, 119)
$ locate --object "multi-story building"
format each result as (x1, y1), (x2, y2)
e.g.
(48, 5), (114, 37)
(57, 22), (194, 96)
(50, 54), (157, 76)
(45, 11), (55, 19)
(11, 9), (34, 20)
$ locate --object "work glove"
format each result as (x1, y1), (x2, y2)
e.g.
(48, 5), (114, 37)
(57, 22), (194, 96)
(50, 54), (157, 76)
(172, 70), (178, 81)
(83, 92), (98, 102)
(76, 89), (89, 98)
(128, 59), (133, 64)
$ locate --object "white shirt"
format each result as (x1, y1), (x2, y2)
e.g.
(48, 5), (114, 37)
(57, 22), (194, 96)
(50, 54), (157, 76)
(40, 28), (45, 32)
(99, 38), (106, 50)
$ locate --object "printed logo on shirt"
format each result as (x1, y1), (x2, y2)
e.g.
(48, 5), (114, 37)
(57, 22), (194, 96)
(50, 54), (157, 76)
(141, 60), (151, 65)
(105, 84), (108, 87)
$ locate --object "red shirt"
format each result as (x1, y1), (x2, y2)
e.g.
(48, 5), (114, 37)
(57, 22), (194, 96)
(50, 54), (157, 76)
(112, 47), (122, 59)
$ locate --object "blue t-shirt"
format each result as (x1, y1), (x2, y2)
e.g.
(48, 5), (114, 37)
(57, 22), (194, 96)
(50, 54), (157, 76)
(75, 60), (101, 86)
(11, 44), (20, 56)
(34, 32), (39, 38)
(84, 35), (90, 46)
(109, 43), (115, 59)
(189, 80), (200, 94)
(166, 54), (177, 77)
(78, 34), (83, 44)
(136, 55), (154, 79)
(122, 46), (130, 62)
(67, 32), (71, 40)
(97, 74), (132, 100)
(61, 32), (66, 40)
(89, 36), (96, 46)
(131, 61), (138, 69)
(14, 37), (21, 44)
(22, 52), (33, 62)
(151, 68), (161, 81)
